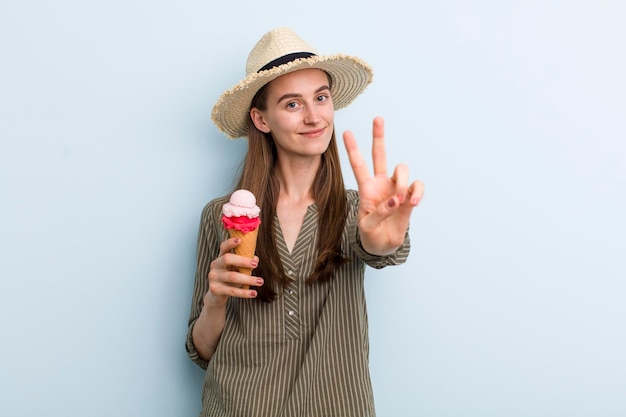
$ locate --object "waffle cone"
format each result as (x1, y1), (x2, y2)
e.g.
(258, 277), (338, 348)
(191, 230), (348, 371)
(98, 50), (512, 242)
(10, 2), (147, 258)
(228, 227), (259, 276)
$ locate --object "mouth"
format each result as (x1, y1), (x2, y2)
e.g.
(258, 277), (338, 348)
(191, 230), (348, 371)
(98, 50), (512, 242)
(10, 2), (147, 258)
(300, 127), (326, 138)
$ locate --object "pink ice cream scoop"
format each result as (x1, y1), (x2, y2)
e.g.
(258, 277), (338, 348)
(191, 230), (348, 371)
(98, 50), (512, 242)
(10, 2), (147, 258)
(221, 189), (261, 233)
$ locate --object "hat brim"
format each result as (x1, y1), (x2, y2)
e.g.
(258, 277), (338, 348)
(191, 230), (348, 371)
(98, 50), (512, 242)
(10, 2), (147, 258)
(211, 54), (373, 139)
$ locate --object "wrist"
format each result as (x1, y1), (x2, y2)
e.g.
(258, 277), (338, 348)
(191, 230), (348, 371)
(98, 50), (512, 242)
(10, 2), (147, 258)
(359, 230), (397, 256)
(203, 291), (228, 310)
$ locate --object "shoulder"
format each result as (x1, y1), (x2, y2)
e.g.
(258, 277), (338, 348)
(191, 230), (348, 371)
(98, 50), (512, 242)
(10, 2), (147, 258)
(345, 189), (360, 215)
(345, 189), (359, 205)
(204, 194), (230, 211)
(200, 194), (230, 224)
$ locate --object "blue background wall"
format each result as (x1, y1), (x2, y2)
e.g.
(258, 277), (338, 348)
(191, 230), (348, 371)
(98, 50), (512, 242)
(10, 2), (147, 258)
(1, 1), (624, 416)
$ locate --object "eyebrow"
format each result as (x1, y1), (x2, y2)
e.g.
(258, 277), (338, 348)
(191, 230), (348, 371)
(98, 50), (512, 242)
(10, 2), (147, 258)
(275, 85), (330, 105)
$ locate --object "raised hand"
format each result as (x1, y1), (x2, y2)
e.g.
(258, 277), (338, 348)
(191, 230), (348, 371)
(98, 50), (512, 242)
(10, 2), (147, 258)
(343, 117), (424, 255)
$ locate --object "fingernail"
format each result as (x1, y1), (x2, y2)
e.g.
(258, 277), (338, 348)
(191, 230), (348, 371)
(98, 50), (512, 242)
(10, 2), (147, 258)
(234, 238), (241, 244)
(255, 278), (264, 286)
(250, 290), (258, 298)
(387, 198), (396, 208)
(250, 260), (258, 267)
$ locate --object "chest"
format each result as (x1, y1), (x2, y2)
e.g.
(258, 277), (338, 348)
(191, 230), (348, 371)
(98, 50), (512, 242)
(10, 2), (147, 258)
(276, 200), (313, 253)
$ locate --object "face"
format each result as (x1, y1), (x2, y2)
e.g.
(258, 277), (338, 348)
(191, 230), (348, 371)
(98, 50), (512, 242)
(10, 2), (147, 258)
(250, 68), (334, 160)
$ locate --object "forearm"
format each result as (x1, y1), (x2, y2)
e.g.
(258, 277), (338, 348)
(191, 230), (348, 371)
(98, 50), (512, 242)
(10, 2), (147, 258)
(191, 299), (227, 362)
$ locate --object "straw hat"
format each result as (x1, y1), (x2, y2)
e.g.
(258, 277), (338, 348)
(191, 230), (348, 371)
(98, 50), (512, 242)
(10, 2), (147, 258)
(211, 27), (374, 139)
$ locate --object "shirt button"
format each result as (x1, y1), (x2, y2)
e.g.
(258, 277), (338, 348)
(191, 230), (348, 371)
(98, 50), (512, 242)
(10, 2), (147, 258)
(288, 310), (295, 316)
(287, 270), (293, 276)
(288, 289), (294, 294)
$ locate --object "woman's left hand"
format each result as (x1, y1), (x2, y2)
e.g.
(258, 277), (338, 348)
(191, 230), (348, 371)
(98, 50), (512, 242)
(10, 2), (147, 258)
(343, 116), (425, 255)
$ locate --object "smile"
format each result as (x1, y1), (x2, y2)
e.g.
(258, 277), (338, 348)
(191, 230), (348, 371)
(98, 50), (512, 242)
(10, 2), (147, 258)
(300, 127), (326, 138)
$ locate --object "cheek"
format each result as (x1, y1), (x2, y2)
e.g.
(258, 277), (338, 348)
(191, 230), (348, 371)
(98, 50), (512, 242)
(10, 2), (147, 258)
(326, 100), (335, 115)
(277, 113), (301, 129)
(324, 107), (335, 124)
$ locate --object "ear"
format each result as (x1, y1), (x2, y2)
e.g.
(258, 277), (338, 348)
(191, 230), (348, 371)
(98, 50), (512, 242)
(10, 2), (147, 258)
(250, 108), (271, 133)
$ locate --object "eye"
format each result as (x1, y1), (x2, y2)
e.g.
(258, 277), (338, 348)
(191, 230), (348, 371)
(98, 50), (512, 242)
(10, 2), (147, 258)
(316, 94), (329, 103)
(286, 101), (299, 110)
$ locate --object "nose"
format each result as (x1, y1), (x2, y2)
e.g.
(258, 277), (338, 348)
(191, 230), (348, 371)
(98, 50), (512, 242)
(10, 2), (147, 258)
(303, 104), (320, 125)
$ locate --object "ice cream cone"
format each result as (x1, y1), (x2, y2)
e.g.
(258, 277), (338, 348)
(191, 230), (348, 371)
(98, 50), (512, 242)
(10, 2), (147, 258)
(228, 227), (259, 280)
(222, 189), (261, 290)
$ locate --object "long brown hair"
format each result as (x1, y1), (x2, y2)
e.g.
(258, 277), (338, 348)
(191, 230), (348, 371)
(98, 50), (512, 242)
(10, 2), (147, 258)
(236, 81), (349, 301)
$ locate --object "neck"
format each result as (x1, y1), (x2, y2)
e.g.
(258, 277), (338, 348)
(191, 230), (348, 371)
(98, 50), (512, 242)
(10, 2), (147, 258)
(275, 156), (320, 203)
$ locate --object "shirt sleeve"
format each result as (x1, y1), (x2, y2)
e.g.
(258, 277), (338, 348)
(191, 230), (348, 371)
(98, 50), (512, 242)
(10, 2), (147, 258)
(345, 189), (411, 269)
(185, 197), (228, 370)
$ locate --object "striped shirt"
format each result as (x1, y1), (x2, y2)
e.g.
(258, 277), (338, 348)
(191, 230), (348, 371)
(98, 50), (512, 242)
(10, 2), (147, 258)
(186, 190), (410, 417)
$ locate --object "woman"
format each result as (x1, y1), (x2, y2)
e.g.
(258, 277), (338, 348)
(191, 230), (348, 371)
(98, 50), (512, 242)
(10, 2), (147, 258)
(186, 27), (424, 417)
